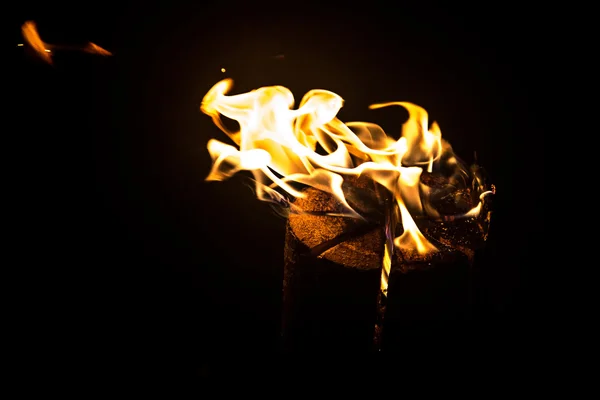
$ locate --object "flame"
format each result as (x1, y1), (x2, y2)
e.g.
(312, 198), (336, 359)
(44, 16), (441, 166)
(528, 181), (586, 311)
(21, 21), (52, 64)
(20, 20), (112, 64)
(83, 42), (112, 56)
(201, 79), (492, 255)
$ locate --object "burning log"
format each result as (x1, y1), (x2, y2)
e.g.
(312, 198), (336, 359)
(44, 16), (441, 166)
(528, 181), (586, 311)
(197, 78), (495, 352)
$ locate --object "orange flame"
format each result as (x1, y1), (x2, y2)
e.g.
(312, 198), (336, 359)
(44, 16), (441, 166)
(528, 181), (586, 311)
(201, 79), (492, 255)
(20, 20), (112, 64)
(21, 21), (52, 64)
(83, 42), (112, 56)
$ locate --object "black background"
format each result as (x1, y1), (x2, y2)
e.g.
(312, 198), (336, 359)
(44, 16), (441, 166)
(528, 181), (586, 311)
(13, 0), (545, 378)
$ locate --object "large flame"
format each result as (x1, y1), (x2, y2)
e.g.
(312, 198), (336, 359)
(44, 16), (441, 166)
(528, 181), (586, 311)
(201, 78), (492, 255)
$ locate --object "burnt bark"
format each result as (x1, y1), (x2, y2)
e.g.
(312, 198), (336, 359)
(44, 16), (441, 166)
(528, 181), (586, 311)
(382, 245), (473, 350)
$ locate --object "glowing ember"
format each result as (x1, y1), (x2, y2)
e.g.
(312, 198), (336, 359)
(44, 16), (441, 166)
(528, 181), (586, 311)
(201, 79), (493, 257)
(20, 20), (112, 64)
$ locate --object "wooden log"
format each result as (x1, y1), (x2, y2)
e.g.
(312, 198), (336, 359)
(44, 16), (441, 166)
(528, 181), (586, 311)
(281, 176), (384, 352)
(281, 172), (492, 352)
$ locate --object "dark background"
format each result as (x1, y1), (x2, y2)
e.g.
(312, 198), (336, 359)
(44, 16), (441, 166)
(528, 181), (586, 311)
(13, 0), (545, 377)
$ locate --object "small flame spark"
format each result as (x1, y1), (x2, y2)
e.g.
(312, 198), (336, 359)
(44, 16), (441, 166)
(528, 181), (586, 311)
(201, 79), (492, 256)
(20, 20), (112, 64)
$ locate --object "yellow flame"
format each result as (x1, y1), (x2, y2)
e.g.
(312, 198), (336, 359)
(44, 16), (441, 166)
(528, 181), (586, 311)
(201, 79), (489, 255)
